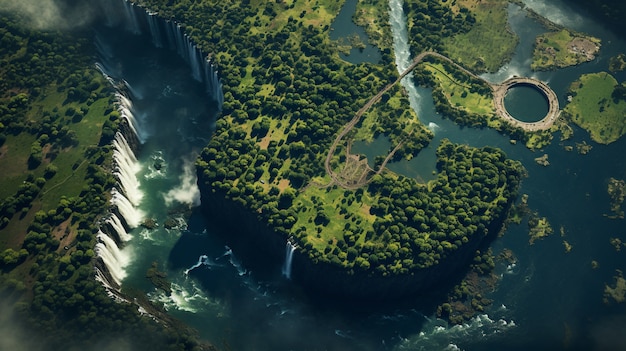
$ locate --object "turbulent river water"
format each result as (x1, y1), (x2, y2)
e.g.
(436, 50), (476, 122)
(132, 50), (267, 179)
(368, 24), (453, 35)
(95, 0), (626, 350)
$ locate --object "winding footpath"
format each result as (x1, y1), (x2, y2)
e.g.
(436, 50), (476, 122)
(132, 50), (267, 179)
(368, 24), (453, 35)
(323, 51), (560, 189)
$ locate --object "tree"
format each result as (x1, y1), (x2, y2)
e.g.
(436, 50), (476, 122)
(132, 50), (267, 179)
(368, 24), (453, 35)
(0, 248), (28, 266)
(612, 83), (626, 103)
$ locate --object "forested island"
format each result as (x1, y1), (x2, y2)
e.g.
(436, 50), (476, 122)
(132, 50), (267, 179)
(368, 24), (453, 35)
(563, 72), (626, 144)
(531, 29), (600, 71)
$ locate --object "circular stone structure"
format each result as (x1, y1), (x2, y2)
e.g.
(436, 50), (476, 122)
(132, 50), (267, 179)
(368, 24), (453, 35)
(492, 77), (560, 131)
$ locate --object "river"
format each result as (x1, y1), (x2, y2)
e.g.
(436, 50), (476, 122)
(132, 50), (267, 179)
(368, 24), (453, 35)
(97, 0), (626, 350)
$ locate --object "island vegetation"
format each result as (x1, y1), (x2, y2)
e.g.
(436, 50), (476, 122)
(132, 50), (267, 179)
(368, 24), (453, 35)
(609, 54), (626, 73)
(405, 0), (518, 73)
(604, 270), (626, 304)
(562, 72), (626, 144)
(534, 154), (550, 167)
(610, 237), (625, 252)
(528, 213), (554, 245)
(575, 140), (593, 154)
(563, 240), (572, 253)
(531, 29), (600, 71)
(354, 0), (394, 50)
(605, 177), (625, 219)
(435, 248), (501, 325)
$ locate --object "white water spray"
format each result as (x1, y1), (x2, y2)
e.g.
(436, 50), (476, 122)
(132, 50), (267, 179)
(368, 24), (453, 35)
(94, 62), (117, 86)
(388, 0), (424, 118)
(116, 92), (143, 142)
(105, 214), (132, 242)
(427, 122), (441, 134)
(150, 279), (219, 314)
(111, 187), (144, 228)
(95, 230), (131, 286)
(112, 132), (143, 206)
(396, 313), (516, 350)
(282, 241), (296, 280)
(163, 157), (201, 206)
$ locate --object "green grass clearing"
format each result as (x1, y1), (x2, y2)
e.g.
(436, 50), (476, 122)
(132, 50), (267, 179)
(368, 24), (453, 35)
(564, 72), (626, 144)
(532, 29), (601, 71)
(443, 0), (517, 73)
(422, 62), (495, 116)
(294, 184), (376, 253)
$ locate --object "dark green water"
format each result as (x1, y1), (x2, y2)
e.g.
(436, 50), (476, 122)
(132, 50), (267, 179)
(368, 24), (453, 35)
(329, 0), (381, 64)
(504, 85), (550, 122)
(98, 0), (626, 350)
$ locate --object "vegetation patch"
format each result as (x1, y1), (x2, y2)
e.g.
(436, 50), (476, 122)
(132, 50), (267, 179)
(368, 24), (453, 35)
(528, 213), (553, 245)
(436, 249), (499, 325)
(531, 29), (601, 71)
(605, 177), (625, 219)
(506, 193), (530, 225)
(575, 140), (593, 155)
(609, 53), (626, 73)
(604, 270), (626, 304)
(563, 72), (626, 144)
(440, 0), (518, 73)
(420, 62), (495, 116)
(354, 0), (394, 51)
(610, 237), (626, 252)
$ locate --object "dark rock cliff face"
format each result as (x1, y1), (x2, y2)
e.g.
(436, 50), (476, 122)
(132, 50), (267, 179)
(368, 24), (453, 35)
(197, 177), (510, 301)
(118, 117), (141, 154)
(198, 185), (287, 272)
(290, 226), (493, 301)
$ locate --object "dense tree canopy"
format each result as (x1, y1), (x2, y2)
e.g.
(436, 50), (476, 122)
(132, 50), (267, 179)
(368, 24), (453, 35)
(184, 0), (525, 279)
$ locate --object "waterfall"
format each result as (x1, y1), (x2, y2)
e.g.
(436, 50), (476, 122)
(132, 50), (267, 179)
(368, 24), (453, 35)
(147, 12), (163, 48)
(111, 187), (144, 228)
(115, 92), (143, 142)
(122, 0), (142, 35)
(94, 0), (224, 298)
(388, 0), (424, 118)
(282, 241), (296, 280)
(95, 230), (131, 286)
(105, 214), (132, 242)
(96, 116), (142, 292)
(112, 132), (143, 206)
(98, 0), (223, 109)
(95, 62), (117, 86)
(427, 122), (440, 134)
